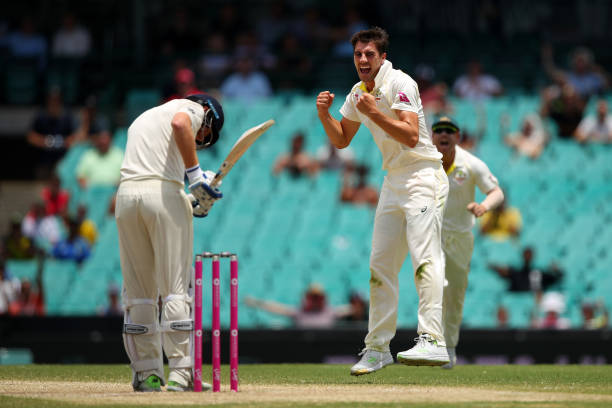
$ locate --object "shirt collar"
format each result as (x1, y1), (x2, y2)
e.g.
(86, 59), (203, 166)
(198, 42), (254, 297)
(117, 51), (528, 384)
(359, 59), (392, 93)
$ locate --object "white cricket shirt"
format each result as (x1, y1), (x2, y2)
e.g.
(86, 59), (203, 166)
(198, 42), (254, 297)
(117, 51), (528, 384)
(120, 99), (205, 185)
(340, 60), (442, 170)
(444, 145), (499, 233)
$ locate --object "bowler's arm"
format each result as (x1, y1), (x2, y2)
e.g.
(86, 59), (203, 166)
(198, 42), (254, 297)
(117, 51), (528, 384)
(370, 109), (420, 148)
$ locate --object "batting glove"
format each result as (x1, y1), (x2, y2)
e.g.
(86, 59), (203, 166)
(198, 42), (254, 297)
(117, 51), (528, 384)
(187, 194), (210, 218)
(188, 171), (222, 217)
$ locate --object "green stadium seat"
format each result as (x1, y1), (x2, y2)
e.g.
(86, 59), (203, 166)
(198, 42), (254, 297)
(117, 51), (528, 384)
(42, 259), (78, 315)
(126, 89), (161, 123)
(5, 259), (39, 282)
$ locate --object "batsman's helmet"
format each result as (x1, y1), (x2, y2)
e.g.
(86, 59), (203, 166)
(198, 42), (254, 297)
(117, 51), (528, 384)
(185, 93), (224, 149)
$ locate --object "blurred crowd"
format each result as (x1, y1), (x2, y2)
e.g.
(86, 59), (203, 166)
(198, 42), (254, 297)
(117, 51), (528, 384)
(0, 1), (610, 330)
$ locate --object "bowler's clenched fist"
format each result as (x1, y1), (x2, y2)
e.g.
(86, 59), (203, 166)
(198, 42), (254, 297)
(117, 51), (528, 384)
(316, 91), (335, 113)
(355, 93), (378, 117)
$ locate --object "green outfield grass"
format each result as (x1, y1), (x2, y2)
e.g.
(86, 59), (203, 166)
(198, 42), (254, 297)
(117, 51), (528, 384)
(1, 364), (612, 407)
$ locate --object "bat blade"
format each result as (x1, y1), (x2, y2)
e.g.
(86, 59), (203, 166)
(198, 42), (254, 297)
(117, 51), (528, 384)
(210, 119), (275, 187)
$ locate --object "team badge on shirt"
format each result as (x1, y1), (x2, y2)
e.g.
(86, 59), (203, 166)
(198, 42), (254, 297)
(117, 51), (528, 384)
(453, 167), (468, 185)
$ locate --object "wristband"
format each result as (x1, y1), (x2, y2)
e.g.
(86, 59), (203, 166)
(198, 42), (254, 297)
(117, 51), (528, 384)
(186, 165), (204, 184)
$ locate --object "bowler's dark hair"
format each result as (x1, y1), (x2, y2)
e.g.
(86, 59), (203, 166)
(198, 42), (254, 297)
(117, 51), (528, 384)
(351, 27), (389, 55)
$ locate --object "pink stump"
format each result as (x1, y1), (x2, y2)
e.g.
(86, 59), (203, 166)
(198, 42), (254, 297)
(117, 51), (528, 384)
(193, 256), (203, 392)
(230, 255), (239, 392)
(211, 255), (221, 392)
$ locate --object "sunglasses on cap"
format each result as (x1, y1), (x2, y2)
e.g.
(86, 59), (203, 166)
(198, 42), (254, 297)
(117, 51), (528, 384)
(432, 126), (458, 134)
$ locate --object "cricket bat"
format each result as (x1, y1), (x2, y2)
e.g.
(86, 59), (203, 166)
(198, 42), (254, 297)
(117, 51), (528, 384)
(210, 119), (275, 187)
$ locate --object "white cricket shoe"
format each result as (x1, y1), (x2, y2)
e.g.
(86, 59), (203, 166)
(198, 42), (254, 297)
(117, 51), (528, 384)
(441, 347), (456, 369)
(350, 349), (394, 376)
(396, 334), (450, 366)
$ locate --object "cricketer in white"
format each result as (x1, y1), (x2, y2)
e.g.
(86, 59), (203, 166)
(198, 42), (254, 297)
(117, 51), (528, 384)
(116, 95), (223, 392)
(316, 27), (450, 375)
(431, 116), (504, 368)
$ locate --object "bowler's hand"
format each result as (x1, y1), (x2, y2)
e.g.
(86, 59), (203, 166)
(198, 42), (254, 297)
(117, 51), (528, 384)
(356, 93), (378, 117)
(316, 91), (335, 114)
(467, 202), (487, 217)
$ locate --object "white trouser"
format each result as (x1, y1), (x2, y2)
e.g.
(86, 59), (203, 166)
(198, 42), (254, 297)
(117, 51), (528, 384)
(365, 161), (448, 352)
(116, 179), (194, 382)
(442, 229), (474, 348)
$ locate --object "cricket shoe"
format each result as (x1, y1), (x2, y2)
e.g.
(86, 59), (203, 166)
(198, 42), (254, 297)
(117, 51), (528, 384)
(133, 374), (162, 392)
(396, 334), (450, 366)
(441, 347), (457, 369)
(166, 380), (212, 392)
(350, 349), (394, 376)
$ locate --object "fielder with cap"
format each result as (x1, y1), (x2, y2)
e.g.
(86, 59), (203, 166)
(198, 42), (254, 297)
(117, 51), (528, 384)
(431, 116), (504, 368)
(116, 93), (224, 391)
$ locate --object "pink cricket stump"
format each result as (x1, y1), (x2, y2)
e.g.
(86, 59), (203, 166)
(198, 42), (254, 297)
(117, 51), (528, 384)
(193, 256), (203, 392)
(211, 254), (221, 392)
(229, 254), (239, 392)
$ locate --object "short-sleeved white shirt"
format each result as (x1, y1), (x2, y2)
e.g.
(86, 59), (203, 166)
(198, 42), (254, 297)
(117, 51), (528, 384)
(576, 114), (612, 142)
(340, 60), (442, 170)
(120, 99), (205, 185)
(444, 146), (499, 233)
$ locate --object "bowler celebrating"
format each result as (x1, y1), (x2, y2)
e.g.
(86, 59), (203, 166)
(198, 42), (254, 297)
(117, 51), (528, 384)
(116, 94), (224, 391)
(431, 116), (504, 368)
(316, 27), (450, 375)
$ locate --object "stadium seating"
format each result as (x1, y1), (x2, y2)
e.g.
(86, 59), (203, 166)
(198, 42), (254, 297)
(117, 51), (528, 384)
(46, 92), (611, 330)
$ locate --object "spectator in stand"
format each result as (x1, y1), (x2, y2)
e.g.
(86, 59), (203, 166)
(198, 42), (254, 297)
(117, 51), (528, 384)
(478, 198), (522, 241)
(489, 247), (563, 293)
(414, 64), (452, 117)
(244, 283), (355, 329)
(273, 132), (318, 178)
(76, 131), (123, 189)
(574, 99), (612, 144)
(496, 305), (509, 328)
(504, 113), (549, 159)
(532, 291), (570, 329)
(21, 202), (62, 252)
(316, 140), (355, 171)
(542, 44), (609, 102)
(234, 31), (276, 71)
(51, 12), (91, 58)
(8, 258), (45, 316)
(540, 82), (586, 139)
(198, 33), (232, 90)
(164, 68), (201, 102)
(52, 217), (90, 264)
(41, 173), (70, 216)
(340, 163), (379, 208)
(98, 283), (123, 316)
(340, 291), (369, 324)
(4, 16), (47, 69)
(26, 87), (79, 178)
(0, 258), (21, 315)
(220, 56), (273, 104)
(453, 60), (503, 101)
(75, 204), (98, 246)
(581, 300), (608, 329)
(73, 95), (112, 144)
(3, 215), (37, 260)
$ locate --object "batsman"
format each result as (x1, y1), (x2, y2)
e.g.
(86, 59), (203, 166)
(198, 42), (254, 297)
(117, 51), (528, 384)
(116, 94), (224, 392)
